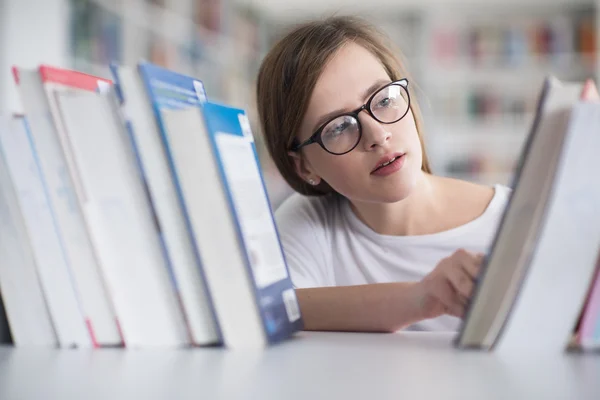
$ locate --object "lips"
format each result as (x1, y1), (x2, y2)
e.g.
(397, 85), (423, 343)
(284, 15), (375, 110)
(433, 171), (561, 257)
(371, 152), (405, 174)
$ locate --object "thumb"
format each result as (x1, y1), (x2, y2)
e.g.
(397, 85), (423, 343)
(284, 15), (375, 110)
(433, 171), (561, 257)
(581, 79), (600, 102)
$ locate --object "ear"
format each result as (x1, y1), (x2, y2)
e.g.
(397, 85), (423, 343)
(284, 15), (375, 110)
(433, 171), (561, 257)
(581, 79), (600, 102)
(288, 151), (322, 186)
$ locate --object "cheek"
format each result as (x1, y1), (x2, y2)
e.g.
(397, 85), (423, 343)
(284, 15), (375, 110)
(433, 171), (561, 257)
(310, 152), (366, 190)
(394, 115), (423, 162)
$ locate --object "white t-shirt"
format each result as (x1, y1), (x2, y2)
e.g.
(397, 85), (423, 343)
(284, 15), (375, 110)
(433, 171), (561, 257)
(274, 184), (512, 332)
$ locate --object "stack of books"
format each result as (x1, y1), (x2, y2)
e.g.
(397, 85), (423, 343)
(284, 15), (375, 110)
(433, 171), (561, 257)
(0, 62), (302, 349)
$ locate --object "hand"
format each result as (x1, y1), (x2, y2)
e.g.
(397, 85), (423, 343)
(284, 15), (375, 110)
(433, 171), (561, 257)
(413, 249), (484, 320)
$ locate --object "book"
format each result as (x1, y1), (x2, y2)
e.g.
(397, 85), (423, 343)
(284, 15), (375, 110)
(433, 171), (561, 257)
(570, 255), (600, 349)
(493, 100), (600, 353)
(13, 65), (120, 347)
(0, 292), (10, 344)
(0, 115), (57, 346)
(142, 77), (303, 348)
(456, 77), (600, 351)
(110, 63), (221, 346)
(7, 67), (94, 347)
(48, 75), (190, 348)
(199, 102), (303, 348)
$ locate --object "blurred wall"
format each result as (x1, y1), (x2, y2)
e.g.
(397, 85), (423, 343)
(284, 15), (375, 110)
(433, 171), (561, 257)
(0, 0), (70, 114)
(0, 0), (598, 207)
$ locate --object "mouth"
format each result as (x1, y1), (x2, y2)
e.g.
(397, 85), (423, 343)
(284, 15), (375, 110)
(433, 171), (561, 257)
(371, 153), (406, 174)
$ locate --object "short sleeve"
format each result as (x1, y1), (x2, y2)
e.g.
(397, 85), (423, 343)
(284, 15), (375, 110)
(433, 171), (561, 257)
(274, 194), (335, 288)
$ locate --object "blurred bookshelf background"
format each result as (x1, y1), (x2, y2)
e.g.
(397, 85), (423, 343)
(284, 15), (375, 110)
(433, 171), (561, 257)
(0, 0), (598, 208)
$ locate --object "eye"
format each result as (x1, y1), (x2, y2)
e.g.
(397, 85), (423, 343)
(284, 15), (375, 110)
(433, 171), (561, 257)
(376, 97), (392, 108)
(325, 121), (349, 137)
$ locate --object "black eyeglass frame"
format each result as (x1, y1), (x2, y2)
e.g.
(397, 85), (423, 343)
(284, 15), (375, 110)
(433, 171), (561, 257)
(290, 79), (411, 155)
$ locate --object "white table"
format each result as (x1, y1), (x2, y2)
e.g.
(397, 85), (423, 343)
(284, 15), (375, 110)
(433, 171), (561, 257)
(0, 331), (598, 399)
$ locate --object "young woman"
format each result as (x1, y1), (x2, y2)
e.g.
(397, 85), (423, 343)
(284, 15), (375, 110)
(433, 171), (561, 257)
(256, 16), (599, 333)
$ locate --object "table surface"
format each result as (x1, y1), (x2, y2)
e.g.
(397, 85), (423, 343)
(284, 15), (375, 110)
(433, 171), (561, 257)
(0, 331), (599, 400)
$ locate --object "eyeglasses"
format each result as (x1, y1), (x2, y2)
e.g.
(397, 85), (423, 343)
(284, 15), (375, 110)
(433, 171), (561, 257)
(290, 79), (411, 155)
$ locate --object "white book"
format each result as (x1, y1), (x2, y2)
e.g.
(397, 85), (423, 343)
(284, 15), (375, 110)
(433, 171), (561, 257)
(0, 116), (57, 346)
(14, 66), (121, 347)
(0, 106), (85, 347)
(52, 85), (189, 347)
(456, 77), (600, 353)
(495, 102), (600, 353)
(456, 78), (585, 350)
(110, 65), (220, 346)
(39, 66), (126, 347)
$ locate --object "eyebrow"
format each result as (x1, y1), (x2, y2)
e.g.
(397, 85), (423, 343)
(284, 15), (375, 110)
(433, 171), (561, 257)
(311, 79), (391, 133)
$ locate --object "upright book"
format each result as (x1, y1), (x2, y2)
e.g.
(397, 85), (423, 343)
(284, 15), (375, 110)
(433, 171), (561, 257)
(46, 71), (190, 348)
(456, 77), (600, 352)
(0, 115), (57, 346)
(141, 73), (303, 348)
(577, 258), (600, 348)
(200, 102), (303, 348)
(13, 65), (123, 347)
(110, 63), (221, 346)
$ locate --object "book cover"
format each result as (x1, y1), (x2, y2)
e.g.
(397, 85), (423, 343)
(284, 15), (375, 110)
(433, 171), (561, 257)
(201, 102), (304, 345)
(110, 63), (220, 346)
(7, 67), (94, 348)
(0, 116), (57, 346)
(51, 81), (189, 348)
(456, 77), (585, 349)
(137, 62), (222, 344)
(24, 64), (123, 347)
(456, 77), (600, 352)
(494, 101), (600, 353)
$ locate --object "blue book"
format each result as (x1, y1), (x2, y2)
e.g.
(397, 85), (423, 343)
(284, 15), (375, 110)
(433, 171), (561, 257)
(115, 62), (222, 346)
(199, 102), (304, 347)
(136, 65), (303, 347)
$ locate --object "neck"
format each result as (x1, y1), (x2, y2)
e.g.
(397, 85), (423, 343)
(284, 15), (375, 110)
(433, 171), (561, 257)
(349, 172), (443, 236)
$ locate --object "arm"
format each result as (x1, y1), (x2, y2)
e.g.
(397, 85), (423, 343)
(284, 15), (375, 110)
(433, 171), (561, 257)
(296, 249), (483, 333)
(296, 282), (422, 333)
(275, 197), (482, 333)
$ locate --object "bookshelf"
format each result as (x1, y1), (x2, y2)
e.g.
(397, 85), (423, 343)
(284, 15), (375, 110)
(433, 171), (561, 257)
(0, 0), (72, 116)
(0, 0), (598, 200)
(67, 0), (267, 110)
(417, 4), (598, 185)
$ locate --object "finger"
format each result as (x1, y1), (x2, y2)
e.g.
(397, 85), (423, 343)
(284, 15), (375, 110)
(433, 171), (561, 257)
(435, 280), (466, 318)
(446, 265), (475, 300)
(453, 249), (483, 279)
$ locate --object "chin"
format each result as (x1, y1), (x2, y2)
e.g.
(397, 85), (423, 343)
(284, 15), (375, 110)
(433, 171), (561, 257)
(328, 161), (424, 204)
(377, 166), (421, 202)
(377, 182), (416, 203)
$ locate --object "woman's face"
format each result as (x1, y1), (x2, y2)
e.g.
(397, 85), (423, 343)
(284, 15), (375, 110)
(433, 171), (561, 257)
(292, 42), (424, 204)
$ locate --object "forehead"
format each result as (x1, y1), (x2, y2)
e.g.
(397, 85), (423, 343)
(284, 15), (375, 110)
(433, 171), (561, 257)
(311, 42), (390, 103)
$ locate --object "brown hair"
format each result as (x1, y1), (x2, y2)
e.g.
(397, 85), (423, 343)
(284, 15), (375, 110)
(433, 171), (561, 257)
(256, 15), (431, 196)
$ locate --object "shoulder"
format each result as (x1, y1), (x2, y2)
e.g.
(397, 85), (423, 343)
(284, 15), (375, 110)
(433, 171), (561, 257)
(445, 177), (495, 202)
(440, 176), (510, 205)
(430, 175), (511, 235)
(434, 176), (496, 218)
(490, 183), (512, 205)
(274, 192), (340, 232)
(274, 193), (341, 288)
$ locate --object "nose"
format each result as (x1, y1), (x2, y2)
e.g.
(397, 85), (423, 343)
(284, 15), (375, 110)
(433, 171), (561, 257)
(358, 112), (392, 151)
